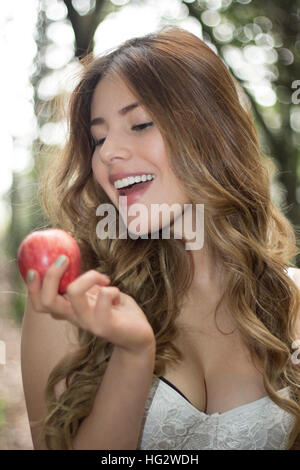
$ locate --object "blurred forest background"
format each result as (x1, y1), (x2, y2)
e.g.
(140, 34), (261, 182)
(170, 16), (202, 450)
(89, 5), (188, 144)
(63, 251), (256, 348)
(0, 0), (299, 449)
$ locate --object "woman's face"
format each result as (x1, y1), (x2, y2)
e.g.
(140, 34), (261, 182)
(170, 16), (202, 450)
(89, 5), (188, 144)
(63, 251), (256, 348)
(90, 74), (189, 237)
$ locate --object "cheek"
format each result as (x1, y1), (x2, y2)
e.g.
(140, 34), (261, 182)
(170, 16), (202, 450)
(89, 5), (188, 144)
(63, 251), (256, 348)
(149, 135), (168, 161)
(91, 153), (98, 175)
(91, 156), (107, 192)
(92, 154), (102, 180)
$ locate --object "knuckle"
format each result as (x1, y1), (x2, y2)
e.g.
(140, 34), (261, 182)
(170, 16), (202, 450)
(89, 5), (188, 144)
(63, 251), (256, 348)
(104, 286), (118, 294)
(31, 300), (43, 313)
(87, 269), (96, 275)
(90, 269), (102, 279)
(107, 288), (119, 298)
(89, 269), (106, 279)
(80, 270), (95, 283)
(65, 283), (76, 296)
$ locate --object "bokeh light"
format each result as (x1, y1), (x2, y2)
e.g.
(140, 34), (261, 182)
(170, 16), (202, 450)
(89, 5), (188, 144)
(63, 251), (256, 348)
(94, 0), (201, 57)
(72, 0), (96, 15)
(45, 0), (67, 21)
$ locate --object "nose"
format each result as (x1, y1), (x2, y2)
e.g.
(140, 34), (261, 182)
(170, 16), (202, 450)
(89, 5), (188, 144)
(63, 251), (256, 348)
(99, 134), (131, 164)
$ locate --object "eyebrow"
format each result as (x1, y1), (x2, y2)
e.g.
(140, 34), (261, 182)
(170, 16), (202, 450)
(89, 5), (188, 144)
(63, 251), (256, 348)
(90, 102), (140, 127)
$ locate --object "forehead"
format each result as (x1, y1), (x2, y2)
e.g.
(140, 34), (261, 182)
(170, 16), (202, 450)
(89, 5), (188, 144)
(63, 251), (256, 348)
(91, 74), (138, 114)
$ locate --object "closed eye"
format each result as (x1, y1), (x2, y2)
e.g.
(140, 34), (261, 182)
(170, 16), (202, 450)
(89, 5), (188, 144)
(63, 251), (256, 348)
(92, 122), (154, 148)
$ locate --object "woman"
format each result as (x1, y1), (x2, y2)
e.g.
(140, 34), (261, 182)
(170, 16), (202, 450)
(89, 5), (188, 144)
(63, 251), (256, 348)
(21, 26), (300, 450)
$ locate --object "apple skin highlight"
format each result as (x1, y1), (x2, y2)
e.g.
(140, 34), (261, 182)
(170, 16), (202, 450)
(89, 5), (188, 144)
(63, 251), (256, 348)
(17, 228), (82, 294)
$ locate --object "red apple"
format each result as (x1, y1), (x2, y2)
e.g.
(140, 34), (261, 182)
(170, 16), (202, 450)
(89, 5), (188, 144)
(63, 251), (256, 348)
(17, 228), (82, 294)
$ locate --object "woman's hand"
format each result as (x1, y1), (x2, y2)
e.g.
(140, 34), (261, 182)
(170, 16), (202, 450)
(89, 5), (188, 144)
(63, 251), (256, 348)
(25, 256), (156, 356)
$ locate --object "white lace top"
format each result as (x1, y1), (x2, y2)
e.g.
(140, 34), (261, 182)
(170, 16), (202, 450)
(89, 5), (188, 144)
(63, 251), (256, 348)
(138, 267), (297, 450)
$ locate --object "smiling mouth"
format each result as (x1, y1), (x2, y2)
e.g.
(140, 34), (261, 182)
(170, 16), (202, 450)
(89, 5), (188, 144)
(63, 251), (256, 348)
(117, 179), (153, 196)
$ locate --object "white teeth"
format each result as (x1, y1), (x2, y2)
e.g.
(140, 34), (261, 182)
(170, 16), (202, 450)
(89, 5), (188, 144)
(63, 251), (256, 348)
(114, 174), (155, 189)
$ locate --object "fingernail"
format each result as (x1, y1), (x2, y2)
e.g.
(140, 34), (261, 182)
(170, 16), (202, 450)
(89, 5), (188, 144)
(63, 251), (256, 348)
(27, 270), (35, 283)
(55, 255), (67, 267)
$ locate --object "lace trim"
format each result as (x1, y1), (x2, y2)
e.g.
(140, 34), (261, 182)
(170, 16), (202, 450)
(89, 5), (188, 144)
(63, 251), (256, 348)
(139, 380), (295, 450)
(137, 376), (160, 449)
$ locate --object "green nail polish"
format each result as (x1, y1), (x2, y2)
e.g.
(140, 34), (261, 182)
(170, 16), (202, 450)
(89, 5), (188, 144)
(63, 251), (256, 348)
(27, 270), (35, 283)
(55, 255), (67, 267)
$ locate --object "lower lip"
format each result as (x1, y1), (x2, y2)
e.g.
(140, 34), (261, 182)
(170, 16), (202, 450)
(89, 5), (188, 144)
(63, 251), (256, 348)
(117, 180), (154, 206)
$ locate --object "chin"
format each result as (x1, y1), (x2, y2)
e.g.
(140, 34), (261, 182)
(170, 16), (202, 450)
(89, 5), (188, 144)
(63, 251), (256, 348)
(131, 219), (177, 240)
(118, 214), (164, 239)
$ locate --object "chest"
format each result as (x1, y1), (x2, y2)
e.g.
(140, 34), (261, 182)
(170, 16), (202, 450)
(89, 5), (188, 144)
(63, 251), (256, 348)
(162, 323), (269, 415)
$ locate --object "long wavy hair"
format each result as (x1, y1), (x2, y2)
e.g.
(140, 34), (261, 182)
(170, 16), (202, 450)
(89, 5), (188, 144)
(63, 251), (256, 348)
(32, 26), (300, 450)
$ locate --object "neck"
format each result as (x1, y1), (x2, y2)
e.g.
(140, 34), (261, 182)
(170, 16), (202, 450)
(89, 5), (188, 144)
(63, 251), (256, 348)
(178, 236), (232, 333)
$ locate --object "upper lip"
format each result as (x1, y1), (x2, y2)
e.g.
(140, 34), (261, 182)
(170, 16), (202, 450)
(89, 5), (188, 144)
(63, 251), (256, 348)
(109, 172), (155, 186)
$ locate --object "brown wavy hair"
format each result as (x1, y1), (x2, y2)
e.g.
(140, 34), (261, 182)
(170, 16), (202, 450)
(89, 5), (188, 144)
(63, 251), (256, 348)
(32, 26), (300, 449)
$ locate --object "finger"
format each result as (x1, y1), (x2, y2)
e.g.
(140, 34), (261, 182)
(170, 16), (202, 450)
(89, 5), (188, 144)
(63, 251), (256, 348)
(64, 285), (102, 303)
(87, 284), (107, 299)
(26, 269), (43, 311)
(26, 266), (74, 320)
(95, 286), (121, 314)
(90, 286), (121, 336)
(65, 286), (119, 333)
(112, 289), (121, 306)
(40, 255), (70, 310)
(66, 270), (111, 315)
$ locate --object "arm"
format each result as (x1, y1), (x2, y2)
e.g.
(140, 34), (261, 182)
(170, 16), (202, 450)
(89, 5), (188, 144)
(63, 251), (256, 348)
(21, 295), (78, 450)
(21, 293), (155, 451)
(72, 343), (155, 450)
(23, 262), (156, 450)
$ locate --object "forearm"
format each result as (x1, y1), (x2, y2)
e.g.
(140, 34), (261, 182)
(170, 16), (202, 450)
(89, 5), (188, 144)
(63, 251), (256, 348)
(72, 343), (156, 450)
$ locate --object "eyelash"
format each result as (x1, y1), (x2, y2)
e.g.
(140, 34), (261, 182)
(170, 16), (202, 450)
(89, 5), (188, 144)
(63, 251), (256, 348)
(92, 122), (154, 148)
